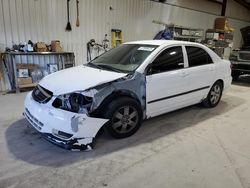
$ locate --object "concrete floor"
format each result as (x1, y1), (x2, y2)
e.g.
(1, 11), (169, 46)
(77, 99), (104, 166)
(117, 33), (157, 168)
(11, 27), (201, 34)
(1, 78), (250, 188)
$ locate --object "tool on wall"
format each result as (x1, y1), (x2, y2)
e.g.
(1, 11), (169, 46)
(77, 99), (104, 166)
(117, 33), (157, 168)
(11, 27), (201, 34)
(86, 35), (110, 61)
(66, 0), (72, 31)
(87, 39), (96, 62)
(76, 0), (80, 27)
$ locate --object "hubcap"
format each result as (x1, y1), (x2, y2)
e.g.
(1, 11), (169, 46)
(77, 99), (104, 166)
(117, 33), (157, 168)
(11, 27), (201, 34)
(112, 106), (138, 134)
(210, 84), (221, 104)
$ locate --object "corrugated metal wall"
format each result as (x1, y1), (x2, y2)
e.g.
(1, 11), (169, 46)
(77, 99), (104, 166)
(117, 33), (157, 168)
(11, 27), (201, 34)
(0, 0), (250, 66)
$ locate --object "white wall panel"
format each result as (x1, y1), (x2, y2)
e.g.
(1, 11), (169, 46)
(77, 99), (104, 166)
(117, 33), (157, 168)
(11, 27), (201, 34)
(0, 0), (249, 66)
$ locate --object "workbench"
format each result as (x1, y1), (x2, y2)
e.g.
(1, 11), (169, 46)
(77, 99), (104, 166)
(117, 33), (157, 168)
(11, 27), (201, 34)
(2, 52), (75, 93)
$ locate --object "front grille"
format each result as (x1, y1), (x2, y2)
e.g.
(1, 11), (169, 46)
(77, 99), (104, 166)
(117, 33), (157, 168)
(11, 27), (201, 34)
(52, 129), (73, 140)
(234, 64), (250, 70)
(25, 108), (44, 130)
(32, 85), (53, 103)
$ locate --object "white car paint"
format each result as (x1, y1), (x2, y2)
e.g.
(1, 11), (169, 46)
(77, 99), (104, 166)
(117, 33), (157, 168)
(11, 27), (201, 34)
(24, 92), (108, 146)
(144, 41), (231, 118)
(24, 40), (232, 150)
(39, 65), (127, 95)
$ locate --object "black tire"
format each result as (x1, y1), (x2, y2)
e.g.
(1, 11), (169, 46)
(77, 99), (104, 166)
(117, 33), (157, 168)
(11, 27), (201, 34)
(202, 81), (223, 108)
(103, 97), (143, 139)
(232, 71), (240, 81)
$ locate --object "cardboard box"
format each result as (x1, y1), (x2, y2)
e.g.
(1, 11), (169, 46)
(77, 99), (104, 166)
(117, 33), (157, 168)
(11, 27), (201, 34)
(214, 17), (227, 31)
(51, 40), (62, 52)
(35, 42), (47, 52)
(214, 17), (234, 32)
(182, 29), (190, 36)
(16, 63), (37, 70)
(18, 69), (29, 77)
(17, 77), (32, 85)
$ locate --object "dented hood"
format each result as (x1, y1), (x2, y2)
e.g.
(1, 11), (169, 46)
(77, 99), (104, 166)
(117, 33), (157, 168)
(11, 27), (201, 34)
(39, 65), (127, 95)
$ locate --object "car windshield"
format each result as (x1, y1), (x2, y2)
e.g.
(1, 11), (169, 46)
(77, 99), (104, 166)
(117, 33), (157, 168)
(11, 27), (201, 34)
(87, 44), (158, 73)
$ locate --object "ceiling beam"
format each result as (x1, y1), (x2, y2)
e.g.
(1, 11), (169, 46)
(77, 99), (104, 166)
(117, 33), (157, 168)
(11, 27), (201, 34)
(234, 0), (250, 10)
(221, 0), (227, 16)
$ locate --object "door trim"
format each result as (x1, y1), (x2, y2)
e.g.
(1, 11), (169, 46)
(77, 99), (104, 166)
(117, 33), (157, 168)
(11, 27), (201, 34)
(147, 86), (210, 104)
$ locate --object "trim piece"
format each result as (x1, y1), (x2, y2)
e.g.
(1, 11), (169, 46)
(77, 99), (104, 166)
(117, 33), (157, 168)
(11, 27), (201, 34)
(148, 86), (210, 104)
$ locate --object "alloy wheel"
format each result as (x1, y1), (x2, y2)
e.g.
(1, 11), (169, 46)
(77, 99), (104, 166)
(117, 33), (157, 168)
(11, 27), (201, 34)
(111, 106), (139, 134)
(210, 84), (222, 105)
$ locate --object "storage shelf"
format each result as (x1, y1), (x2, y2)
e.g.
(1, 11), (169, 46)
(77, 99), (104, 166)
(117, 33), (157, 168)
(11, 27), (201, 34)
(152, 20), (204, 42)
(18, 83), (37, 89)
(174, 35), (202, 39)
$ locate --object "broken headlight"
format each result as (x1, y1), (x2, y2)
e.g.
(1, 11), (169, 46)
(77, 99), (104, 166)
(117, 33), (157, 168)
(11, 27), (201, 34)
(52, 93), (93, 113)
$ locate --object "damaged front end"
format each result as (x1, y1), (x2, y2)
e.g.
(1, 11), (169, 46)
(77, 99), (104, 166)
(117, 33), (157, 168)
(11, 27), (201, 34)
(24, 71), (146, 151)
(24, 87), (108, 151)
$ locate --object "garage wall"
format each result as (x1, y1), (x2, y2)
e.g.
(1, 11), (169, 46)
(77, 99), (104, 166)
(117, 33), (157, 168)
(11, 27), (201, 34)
(0, 0), (250, 65)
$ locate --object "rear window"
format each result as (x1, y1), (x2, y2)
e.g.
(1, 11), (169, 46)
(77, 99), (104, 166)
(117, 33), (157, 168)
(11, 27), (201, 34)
(186, 46), (213, 67)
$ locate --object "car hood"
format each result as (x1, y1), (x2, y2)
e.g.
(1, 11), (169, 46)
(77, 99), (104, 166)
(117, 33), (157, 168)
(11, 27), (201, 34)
(39, 65), (127, 95)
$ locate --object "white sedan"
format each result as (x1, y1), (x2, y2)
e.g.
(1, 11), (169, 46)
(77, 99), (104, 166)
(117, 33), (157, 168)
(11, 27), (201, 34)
(24, 40), (232, 150)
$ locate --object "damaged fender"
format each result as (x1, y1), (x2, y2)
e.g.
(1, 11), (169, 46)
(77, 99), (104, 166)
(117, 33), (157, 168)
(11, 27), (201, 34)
(85, 72), (147, 119)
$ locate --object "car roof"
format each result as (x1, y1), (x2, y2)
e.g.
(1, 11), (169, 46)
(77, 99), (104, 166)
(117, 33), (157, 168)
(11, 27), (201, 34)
(125, 40), (202, 47)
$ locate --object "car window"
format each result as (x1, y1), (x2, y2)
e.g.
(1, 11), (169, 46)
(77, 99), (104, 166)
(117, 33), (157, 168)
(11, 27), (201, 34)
(149, 46), (184, 74)
(89, 44), (158, 73)
(186, 46), (213, 67)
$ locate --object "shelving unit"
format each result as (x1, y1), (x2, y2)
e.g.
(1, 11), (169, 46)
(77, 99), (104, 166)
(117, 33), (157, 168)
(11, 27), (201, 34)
(204, 29), (234, 59)
(152, 20), (204, 43)
(167, 24), (204, 43)
(3, 52), (75, 93)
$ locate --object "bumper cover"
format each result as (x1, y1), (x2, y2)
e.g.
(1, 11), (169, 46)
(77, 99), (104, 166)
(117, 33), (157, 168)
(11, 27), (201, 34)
(24, 92), (108, 150)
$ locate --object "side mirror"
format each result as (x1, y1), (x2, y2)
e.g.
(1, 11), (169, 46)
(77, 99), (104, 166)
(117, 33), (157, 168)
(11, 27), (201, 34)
(146, 64), (152, 75)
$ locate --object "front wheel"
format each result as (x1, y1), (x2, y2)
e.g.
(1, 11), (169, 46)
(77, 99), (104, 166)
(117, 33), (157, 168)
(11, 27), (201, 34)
(103, 97), (143, 138)
(202, 81), (223, 108)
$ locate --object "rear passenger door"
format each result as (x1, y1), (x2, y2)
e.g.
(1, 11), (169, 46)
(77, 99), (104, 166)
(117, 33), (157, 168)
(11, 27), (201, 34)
(184, 46), (215, 101)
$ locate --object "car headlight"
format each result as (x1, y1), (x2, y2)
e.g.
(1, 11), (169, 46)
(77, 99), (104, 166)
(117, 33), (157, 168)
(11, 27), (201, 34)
(52, 92), (93, 113)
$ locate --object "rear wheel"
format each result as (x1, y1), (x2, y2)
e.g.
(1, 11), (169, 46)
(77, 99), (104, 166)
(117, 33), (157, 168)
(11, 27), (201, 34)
(103, 97), (142, 138)
(202, 81), (223, 108)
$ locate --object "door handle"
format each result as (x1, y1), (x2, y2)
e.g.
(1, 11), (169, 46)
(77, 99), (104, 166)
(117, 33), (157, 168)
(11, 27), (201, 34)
(180, 72), (189, 77)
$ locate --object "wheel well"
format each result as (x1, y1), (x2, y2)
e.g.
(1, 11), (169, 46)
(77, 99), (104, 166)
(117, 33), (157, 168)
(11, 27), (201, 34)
(90, 90), (141, 117)
(216, 79), (224, 89)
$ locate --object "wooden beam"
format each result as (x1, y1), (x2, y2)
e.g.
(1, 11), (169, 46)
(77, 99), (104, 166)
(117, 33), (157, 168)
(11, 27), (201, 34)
(221, 0), (227, 16)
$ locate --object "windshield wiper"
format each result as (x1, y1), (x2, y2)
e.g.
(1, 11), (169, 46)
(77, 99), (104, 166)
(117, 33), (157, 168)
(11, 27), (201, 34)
(87, 62), (104, 70)
(96, 64), (124, 73)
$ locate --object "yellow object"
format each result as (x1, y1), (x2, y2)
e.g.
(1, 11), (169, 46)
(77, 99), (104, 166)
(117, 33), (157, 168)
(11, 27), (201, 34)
(214, 17), (234, 32)
(111, 29), (123, 48)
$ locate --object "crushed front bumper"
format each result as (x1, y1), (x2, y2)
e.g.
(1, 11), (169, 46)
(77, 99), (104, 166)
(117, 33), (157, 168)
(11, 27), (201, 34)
(24, 92), (108, 150)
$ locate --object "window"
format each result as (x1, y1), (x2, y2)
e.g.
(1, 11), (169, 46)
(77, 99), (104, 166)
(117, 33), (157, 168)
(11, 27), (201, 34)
(186, 46), (213, 67)
(149, 46), (184, 74)
(89, 44), (158, 73)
